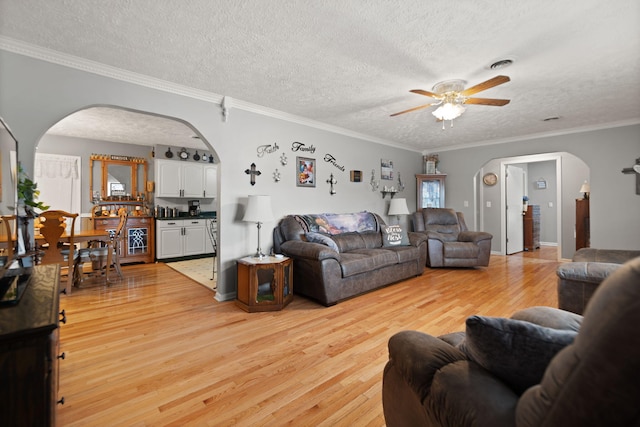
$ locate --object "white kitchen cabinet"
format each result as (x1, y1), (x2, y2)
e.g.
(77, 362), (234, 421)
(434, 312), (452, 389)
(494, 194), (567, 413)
(155, 159), (206, 198)
(156, 218), (210, 259)
(203, 164), (217, 198)
(155, 160), (182, 198)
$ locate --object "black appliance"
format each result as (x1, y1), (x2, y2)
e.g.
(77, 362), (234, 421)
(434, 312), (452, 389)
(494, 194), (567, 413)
(188, 200), (201, 216)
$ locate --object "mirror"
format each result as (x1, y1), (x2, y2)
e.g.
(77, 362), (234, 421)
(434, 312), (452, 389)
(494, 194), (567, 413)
(0, 116), (19, 290)
(90, 155), (147, 202)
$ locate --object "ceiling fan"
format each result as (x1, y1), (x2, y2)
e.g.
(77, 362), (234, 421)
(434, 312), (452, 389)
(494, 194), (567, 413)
(390, 75), (511, 127)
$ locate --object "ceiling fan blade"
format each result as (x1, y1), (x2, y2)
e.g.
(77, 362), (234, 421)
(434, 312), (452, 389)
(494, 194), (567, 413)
(460, 75), (510, 97)
(390, 103), (437, 117)
(464, 98), (510, 106)
(410, 89), (441, 98)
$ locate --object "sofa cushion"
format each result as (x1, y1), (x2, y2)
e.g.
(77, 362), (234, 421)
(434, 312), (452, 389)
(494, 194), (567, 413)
(305, 232), (340, 252)
(385, 245), (422, 264)
(331, 232), (366, 252)
(339, 249), (398, 277)
(381, 224), (410, 247)
(361, 231), (383, 249)
(459, 315), (577, 394)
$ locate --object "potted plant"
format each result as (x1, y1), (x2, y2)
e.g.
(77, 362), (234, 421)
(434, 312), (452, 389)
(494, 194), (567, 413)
(16, 164), (49, 253)
(17, 164), (49, 217)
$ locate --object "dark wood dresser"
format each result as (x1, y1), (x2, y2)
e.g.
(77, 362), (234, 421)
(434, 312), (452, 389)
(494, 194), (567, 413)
(576, 198), (590, 250)
(523, 204), (541, 251)
(0, 264), (62, 426)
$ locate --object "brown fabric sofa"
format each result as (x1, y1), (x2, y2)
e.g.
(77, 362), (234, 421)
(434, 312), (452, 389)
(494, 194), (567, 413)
(411, 208), (492, 267)
(272, 212), (427, 306)
(382, 256), (640, 426)
(557, 247), (640, 314)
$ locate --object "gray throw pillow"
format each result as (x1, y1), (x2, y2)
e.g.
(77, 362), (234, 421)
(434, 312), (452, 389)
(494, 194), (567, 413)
(459, 315), (577, 394)
(381, 224), (410, 247)
(305, 232), (339, 252)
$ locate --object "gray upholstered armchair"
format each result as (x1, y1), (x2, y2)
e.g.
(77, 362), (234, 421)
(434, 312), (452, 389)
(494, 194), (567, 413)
(557, 248), (640, 314)
(411, 208), (492, 267)
(383, 256), (640, 426)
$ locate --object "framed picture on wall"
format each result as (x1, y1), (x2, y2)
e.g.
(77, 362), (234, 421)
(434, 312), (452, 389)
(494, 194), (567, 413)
(296, 157), (315, 187)
(381, 159), (394, 180)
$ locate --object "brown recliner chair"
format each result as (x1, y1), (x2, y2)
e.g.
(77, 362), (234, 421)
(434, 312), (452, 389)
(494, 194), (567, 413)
(557, 248), (640, 314)
(411, 208), (492, 267)
(382, 256), (640, 426)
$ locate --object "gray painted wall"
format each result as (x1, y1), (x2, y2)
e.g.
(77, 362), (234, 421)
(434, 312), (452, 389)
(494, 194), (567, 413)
(2, 50), (639, 298)
(0, 50), (422, 301)
(438, 126), (640, 258)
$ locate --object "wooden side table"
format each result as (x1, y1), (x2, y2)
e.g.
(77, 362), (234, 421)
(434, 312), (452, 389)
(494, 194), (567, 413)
(236, 256), (293, 312)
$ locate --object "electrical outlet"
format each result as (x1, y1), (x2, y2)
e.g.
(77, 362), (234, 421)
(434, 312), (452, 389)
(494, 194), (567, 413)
(464, 200), (469, 207)
(548, 201), (553, 208)
(486, 201), (492, 208)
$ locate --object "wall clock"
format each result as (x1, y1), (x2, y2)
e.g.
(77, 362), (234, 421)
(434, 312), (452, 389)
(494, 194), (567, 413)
(483, 172), (498, 186)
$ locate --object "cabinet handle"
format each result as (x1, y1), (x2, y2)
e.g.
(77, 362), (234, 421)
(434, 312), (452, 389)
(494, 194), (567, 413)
(57, 397), (65, 405)
(58, 352), (66, 360)
(59, 309), (67, 324)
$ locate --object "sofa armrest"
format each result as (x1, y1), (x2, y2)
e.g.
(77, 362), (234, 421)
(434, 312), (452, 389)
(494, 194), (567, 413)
(387, 330), (466, 400)
(407, 231), (428, 247)
(511, 306), (582, 332)
(280, 240), (340, 261)
(458, 230), (493, 243)
(556, 262), (621, 284)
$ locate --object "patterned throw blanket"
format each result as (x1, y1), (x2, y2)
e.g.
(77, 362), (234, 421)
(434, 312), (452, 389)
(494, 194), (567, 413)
(294, 212), (379, 235)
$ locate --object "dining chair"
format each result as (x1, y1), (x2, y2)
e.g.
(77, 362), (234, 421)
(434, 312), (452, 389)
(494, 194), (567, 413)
(36, 210), (79, 294)
(78, 207), (128, 284)
(0, 215), (17, 260)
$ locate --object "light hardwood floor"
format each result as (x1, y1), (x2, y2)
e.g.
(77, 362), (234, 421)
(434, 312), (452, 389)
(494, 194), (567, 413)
(57, 247), (561, 426)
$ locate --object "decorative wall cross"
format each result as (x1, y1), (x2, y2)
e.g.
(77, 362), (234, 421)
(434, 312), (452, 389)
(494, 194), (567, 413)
(621, 157), (640, 195)
(326, 173), (337, 195)
(245, 163), (261, 186)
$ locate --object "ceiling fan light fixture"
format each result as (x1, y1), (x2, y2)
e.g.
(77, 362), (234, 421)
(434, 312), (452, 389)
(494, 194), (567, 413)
(432, 102), (465, 121)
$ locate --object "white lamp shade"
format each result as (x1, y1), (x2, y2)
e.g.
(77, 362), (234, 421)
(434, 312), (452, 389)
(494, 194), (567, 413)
(242, 195), (274, 223)
(579, 181), (590, 194)
(388, 198), (410, 216)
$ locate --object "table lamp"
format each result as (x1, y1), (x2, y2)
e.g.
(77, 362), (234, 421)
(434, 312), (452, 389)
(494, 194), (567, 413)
(579, 181), (590, 200)
(388, 198), (410, 224)
(242, 195), (274, 258)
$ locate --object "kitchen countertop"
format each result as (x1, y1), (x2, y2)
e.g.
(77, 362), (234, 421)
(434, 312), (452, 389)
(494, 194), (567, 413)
(155, 211), (216, 221)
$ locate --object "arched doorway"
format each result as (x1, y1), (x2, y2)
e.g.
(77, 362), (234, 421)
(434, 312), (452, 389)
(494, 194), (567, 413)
(475, 152), (590, 260)
(34, 105), (220, 281)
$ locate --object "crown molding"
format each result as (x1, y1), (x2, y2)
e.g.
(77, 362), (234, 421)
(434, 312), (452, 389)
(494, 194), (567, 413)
(0, 36), (410, 151)
(426, 118), (640, 154)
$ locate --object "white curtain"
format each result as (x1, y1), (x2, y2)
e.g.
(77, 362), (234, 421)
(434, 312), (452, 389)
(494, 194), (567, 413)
(35, 153), (82, 231)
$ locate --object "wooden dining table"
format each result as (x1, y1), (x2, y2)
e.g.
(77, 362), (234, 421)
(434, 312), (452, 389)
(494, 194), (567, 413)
(35, 228), (113, 294)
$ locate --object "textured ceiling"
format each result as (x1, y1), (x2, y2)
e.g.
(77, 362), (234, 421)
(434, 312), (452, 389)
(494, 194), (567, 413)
(1, 0), (639, 152)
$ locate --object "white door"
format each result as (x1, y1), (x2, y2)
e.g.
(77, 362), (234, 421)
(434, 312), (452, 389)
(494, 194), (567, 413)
(506, 165), (525, 254)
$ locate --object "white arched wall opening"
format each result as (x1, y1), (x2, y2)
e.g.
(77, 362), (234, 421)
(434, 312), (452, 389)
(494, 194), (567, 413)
(474, 152), (590, 261)
(33, 105), (221, 275)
